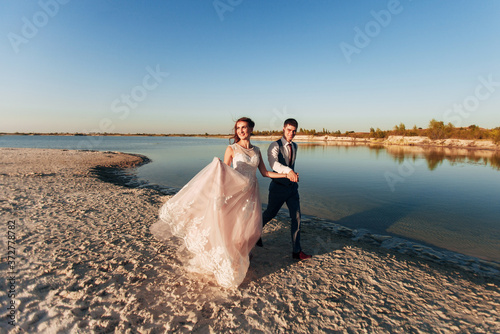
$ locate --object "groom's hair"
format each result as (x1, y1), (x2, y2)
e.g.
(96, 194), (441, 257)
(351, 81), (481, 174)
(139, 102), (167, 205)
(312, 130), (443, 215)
(284, 118), (298, 128)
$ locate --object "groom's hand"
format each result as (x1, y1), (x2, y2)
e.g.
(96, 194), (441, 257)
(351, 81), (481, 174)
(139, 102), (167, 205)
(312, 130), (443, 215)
(287, 170), (299, 182)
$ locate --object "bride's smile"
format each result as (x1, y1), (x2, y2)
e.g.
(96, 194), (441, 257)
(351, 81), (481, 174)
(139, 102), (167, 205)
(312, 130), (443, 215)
(236, 121), (252, 143)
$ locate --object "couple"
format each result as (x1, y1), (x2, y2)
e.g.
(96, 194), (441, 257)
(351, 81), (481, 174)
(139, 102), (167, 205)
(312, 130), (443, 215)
(150, 117), (311, 288)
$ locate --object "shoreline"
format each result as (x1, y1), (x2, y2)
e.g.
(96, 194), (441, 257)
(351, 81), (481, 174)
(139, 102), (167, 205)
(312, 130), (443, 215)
(3, 133), (500, 151)
(93, 154), (500, 278)
(1, 148), (499, 332)
(252, 135), (500, 151)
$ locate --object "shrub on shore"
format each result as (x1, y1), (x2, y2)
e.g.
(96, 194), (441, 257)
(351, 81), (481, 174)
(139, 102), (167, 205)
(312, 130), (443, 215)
(253, 119), (498, 142)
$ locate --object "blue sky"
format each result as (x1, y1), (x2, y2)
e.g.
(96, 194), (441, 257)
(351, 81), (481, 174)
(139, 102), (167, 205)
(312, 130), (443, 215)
(1, 0), (499, 134)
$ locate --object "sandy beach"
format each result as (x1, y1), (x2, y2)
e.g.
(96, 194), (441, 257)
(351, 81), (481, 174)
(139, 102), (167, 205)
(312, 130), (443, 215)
(1, 148), (499, 333)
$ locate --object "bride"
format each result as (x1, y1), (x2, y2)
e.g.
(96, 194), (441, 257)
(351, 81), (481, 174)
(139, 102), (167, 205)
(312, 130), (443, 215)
(150, 117), (295, 288)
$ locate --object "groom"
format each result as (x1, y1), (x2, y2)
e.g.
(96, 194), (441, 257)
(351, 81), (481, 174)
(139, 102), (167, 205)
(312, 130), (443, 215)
(258, 118), (312, 260)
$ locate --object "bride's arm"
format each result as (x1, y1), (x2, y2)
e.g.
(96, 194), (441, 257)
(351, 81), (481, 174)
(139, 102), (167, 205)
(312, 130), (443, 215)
(257, 152), (296, 181)
(223, 146), (233, 166)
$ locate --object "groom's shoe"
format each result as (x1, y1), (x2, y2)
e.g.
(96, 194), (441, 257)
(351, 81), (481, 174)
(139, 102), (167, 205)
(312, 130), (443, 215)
(256, 238), (263, 247)
(292, 251), (312, 260)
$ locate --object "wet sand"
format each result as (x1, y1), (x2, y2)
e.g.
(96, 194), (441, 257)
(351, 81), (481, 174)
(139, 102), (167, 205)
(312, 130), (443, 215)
(0, 148), (499, 333)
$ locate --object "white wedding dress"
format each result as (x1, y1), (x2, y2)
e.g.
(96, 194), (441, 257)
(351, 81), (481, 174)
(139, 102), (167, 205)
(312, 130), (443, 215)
(150, 144), (262, 288)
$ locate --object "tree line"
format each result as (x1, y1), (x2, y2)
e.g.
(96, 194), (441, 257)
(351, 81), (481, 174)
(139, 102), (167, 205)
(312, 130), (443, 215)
(370, 119), (500, 142)
(253, 119), (500, 143)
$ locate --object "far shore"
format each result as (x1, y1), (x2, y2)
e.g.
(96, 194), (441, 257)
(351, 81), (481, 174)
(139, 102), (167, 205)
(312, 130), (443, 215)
(254, 134), (500, 150)
(3, 132), (500, 151)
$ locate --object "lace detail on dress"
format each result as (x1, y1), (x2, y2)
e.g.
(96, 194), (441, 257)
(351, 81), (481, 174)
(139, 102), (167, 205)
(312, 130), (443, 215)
(160, 200), (202, 237)
(188, 246), (235, 288)
(151, 151), (263, 289)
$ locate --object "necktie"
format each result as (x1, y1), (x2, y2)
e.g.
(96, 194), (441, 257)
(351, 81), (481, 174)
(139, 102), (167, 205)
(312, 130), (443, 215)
(287, 143), (293, 167)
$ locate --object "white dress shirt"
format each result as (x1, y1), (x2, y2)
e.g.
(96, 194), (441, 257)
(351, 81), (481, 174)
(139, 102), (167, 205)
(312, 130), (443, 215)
(267, 137), (295, 174)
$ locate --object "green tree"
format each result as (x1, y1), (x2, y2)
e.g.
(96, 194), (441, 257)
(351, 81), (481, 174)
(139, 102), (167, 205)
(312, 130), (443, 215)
(427, 119), (446, 139)
(393, 123), (406, 135)
(374, 128), (386, 138)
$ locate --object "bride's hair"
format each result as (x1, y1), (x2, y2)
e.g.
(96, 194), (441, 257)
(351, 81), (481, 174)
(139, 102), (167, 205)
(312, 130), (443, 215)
(231, 117), (255, 143)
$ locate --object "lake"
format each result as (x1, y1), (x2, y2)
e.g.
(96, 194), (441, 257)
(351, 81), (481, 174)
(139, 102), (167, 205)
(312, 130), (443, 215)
(1, 135), (499, 263)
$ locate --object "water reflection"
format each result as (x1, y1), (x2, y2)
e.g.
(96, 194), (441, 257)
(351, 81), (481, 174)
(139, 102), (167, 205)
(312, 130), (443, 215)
(382, 145), (500, 171)
(292, 141), (500, 262)
(297, 141), (373, 149)
(297, 141), (500, 171)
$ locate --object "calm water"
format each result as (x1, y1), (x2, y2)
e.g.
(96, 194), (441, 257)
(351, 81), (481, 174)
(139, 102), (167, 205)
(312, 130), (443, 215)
(2, 135), (499, 262)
